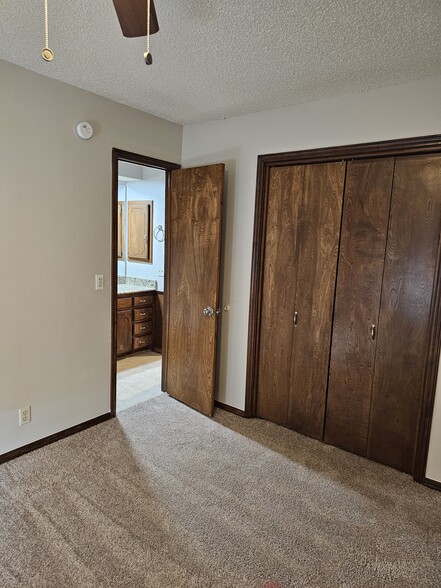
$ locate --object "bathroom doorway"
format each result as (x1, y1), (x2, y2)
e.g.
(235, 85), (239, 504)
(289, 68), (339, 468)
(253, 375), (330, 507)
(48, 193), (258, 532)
(111, 150), (180, 416)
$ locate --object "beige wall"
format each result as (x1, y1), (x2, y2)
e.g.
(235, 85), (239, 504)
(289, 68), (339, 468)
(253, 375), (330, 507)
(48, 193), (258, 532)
(182, 75), (441, 480)
(0, 60), (182, 454)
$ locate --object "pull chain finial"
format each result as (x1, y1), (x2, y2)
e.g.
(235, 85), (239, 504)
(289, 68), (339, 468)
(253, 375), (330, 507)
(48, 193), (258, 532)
(144, 0), (152, 64)
(41, 0), (54, 61)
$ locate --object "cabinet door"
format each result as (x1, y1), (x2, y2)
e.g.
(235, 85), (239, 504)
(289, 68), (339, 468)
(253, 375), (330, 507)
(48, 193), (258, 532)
(128, 201), (153, 262)
(257, 165), (304, 427)
(367, 154), (441, 473)
(153, 292), (164, 353)
(117, 309), (132, 356)
(325, 158), (394, 455)
(287, 162), (345, 440)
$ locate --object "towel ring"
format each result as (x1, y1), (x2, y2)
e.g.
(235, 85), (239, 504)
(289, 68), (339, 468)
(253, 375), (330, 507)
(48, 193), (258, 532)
(153, 225), (165, 242)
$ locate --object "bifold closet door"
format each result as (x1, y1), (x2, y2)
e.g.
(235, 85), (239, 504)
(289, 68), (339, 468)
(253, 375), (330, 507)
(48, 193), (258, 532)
(257, 165), (304, 427)
(325, 158), (394, 455)
(257, 162), (345, 435)
(367, 154), (441, 473)
(288, 162), (345, 439)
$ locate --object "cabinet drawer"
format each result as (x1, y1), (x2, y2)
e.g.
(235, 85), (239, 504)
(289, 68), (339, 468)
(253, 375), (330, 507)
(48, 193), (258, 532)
(134, 294), (154, 308)
(134, 307), (153, 322)
(133, 334), (153, 350)
(133, 320), (153, 336)
(117, 296), (132, 310)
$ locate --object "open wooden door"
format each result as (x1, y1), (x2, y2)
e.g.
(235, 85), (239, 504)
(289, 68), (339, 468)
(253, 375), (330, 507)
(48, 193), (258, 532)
(164, 164), (224, 416)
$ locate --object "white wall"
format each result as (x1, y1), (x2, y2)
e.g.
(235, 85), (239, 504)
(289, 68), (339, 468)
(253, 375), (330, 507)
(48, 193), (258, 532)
(125, 175), (166, 290)
(182, 75), (441, 479)
(0, 60), (182, 455)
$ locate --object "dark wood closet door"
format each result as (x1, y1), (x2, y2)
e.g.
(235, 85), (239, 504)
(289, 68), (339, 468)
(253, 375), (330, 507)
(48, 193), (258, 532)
(288, 162), (345, 440)
(324, 158), (394, 455)
(257, 166), (304, 426)
(367, 154), (441, 473)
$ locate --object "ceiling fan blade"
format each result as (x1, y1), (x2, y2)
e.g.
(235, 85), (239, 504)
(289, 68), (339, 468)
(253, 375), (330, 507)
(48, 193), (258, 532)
(112, 0), (159, 38)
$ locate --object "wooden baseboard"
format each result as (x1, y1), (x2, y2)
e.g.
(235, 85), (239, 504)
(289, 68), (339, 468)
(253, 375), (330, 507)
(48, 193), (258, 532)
(424, 477), (441, 492)
(0, 413), (112, 465)
(214, 400), (248, 418)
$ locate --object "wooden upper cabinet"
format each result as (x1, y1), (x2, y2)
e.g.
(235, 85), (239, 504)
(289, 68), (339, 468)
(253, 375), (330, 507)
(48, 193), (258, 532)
(117, 202), (124, 259)
(128, 200), (153, 263)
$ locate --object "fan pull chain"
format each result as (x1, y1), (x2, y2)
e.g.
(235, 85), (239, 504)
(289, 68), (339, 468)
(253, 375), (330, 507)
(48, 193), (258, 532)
(144, 0), (152, 64)
(41, 0), (54, 61)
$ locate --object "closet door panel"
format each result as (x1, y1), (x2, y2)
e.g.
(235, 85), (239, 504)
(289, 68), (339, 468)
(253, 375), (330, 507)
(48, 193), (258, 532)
(325, 158), (394, 455)
(368, 154), (441, 473)
(257, 166), (304, 426)
(288, 162), (345, 440)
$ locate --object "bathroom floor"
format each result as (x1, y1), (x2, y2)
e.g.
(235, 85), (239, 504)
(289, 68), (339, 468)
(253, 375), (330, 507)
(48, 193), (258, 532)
(117, 350), (163, 413)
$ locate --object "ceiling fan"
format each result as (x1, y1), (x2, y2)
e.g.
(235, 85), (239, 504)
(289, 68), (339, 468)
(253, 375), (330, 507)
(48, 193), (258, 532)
(112, 0), (159, 63)
(41, 0), (159, 64)
(112, 0), (159, 38)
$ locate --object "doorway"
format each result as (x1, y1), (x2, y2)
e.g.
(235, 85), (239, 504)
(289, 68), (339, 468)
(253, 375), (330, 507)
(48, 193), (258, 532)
(111, 149), (180, 416)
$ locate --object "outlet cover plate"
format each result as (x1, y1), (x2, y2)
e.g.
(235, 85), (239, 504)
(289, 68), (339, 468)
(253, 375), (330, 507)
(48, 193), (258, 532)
(19, 405), (31, 426)
(95, 274), (104, 290)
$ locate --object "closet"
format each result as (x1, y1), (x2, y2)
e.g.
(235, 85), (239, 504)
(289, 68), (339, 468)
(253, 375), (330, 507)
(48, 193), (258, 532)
(251, 144), (441, 476)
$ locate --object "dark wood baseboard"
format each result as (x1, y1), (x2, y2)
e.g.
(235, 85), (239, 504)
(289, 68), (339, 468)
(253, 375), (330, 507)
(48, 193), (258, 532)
(214, 400), (248, 418)
(0, 413), (112, 465)
(424, 477), (441, 492)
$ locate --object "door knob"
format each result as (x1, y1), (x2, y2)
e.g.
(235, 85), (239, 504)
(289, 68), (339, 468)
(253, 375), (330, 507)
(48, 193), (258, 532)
(203, 306), (215, 317)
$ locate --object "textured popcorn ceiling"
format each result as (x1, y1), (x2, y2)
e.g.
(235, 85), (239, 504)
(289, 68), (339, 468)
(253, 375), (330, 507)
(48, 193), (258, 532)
(0, 1), (440, 124)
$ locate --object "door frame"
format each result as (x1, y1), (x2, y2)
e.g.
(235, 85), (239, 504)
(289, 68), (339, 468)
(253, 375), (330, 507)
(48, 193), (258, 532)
(245, 134), (441, 485)
(111, 148), (180, 417)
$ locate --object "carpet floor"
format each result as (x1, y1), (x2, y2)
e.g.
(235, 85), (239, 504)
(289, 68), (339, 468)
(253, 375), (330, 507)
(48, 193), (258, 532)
(0, 394), (440, 587)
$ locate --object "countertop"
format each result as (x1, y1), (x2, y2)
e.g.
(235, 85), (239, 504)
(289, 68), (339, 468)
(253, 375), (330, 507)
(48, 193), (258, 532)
(117, 277), (157, 295)
(117, 284), (156, 295)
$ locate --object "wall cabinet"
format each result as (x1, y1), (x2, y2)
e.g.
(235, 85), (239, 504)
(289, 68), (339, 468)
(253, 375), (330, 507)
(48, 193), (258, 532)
(254, 152), (441, 475)
(127, 201), (153, 263)
(117, 292), (154, 357)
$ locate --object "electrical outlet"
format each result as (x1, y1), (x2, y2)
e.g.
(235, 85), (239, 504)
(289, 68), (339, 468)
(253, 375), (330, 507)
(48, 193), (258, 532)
(19, 405), (31, 426)
(158, 268), (164, 277)
(95, 274), (104, 290)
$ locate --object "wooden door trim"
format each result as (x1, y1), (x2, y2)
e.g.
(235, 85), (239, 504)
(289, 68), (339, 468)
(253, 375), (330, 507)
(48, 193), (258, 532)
(111, 149), (180, 417)
(245, 134), (441, 483)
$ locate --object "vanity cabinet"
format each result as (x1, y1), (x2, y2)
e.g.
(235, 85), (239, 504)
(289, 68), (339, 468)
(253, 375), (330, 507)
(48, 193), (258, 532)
(117, 292), (154, 357)
(116, 308), (132, 356)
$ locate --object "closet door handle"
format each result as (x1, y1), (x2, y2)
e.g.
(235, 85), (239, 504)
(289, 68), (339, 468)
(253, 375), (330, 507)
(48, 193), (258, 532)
(293, 311), (298, 327)
(370, 324), (376, 340)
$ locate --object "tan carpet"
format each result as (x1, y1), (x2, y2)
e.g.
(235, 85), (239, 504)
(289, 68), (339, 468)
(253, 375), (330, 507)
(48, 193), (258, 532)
(0, 394), (440, 587)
